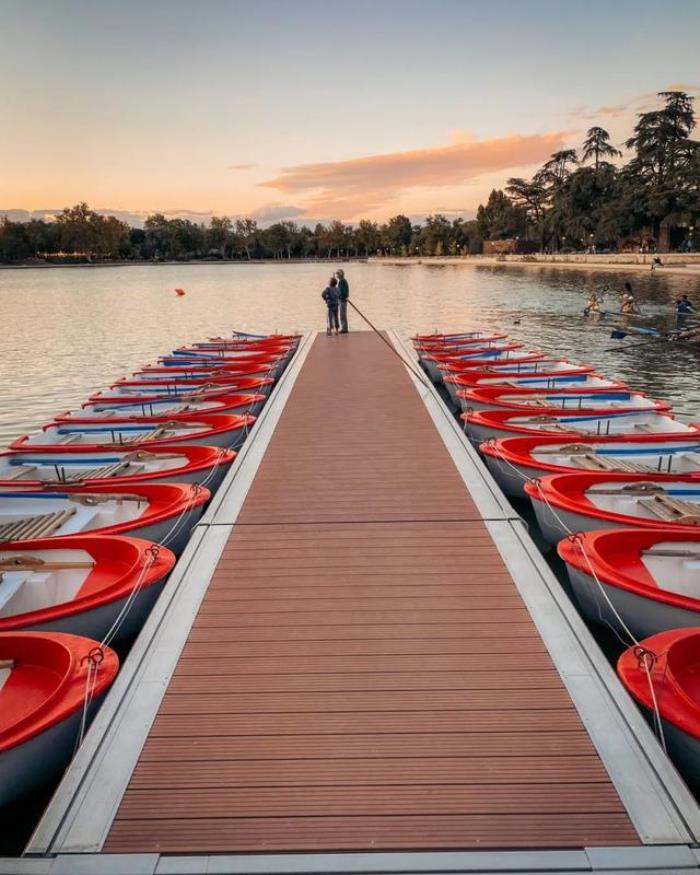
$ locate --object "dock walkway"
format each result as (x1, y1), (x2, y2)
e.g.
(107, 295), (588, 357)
(21, 331), (700, 873)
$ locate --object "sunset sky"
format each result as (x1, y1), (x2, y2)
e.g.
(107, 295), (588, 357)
(2, 0), (699, 225)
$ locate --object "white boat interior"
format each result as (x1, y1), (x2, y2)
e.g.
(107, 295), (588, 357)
(0, 452), (187, 483)
(531, 441), (700, 475)
(641, 541), (700, 598)
(469, 360), (581, 375)
(476, 375), (619, 389)
(586, 482), (700, 526)
(130, 369), (265, 382)
(0, 494), (147, 539)
(61, 398), (228, 419)
(0, 548), (93, 619)
(490, 392), (659, 410)
(99, 383), (230, 398)
(21, 422), (215, 447)
(508, 412), (693, 436)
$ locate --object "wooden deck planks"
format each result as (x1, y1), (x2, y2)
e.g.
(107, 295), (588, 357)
(104, 332), (639, 853)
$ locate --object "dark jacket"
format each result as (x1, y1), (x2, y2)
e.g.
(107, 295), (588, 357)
(322, 285), (340, 307)
(338, 276), (349, 301)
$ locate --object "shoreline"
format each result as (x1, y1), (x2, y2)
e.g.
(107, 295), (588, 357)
(369, 254), (700, 277)
(2, 254), (699, 277)
(0, 257), (368, 271)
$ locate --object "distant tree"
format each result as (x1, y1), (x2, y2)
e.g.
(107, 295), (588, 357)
(582, 127), (622, 171)
(234, 218), (258, 259)
(208, 216), (233, 258)
(381, 214), (412, 254)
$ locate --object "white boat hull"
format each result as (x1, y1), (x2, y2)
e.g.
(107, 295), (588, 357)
(17, 580), (167, 642)
(0, 690), (107, 807)
(130, 504), (205, 554)
(565, 564), (700, 639)
(483, 455), (539, 498)
(529, 498), (623, 545)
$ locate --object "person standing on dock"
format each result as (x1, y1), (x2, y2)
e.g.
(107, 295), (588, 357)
(336, 269), (350, 333)
(322, 276), (340, 336)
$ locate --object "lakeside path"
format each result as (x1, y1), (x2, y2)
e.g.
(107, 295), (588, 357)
(371, 255), (700, 277)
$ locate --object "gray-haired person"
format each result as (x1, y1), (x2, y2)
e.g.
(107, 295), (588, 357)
(336, 269), (349, 333)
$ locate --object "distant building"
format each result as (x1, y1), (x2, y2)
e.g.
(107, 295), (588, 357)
(483, 238), (538, 255)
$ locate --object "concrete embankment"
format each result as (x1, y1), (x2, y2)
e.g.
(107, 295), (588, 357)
(370, 253), (700, 277)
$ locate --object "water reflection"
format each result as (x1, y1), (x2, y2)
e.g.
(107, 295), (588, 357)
(0, 262), (699, 446)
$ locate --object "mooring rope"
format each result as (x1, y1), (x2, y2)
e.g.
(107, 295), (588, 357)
(345, 299), (433, 390)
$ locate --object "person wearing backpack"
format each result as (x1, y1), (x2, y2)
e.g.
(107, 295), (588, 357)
(321, 276), (340, 336)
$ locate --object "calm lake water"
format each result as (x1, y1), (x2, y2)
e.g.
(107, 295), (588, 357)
(1, 261), (699, 446)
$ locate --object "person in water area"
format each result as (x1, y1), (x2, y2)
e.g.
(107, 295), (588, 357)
(620, 282), (641, 315)
(676, 294), (694, 315)
(336, 269), (350, 333)
(584, 291), (604, 315)
(322, 276), (340, 336)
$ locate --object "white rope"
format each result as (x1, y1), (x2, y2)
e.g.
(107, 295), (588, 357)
(485, 439), (668, 751)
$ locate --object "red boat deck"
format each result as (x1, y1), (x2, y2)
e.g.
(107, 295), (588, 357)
(103, 331), (639, 853)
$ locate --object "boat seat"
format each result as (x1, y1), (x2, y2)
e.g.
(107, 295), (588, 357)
(50, 460), (133, 483)
(0, 508), (76, 542)
(572, 453), (655, 473)
(5, 465), (38, 481)
(638, 494), (700, 525)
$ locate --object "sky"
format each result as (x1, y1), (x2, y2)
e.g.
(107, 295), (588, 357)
(1, 0), (699, 226)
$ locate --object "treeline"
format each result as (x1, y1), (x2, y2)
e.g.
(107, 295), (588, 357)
(478, 90), (699, 252)
(1, 91), (697, 264)
(0, 204), (480, 263)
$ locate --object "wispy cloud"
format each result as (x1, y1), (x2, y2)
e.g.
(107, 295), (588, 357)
(226, 163), (257, 171)
(249, 203), (306, 222)
(260, 131), (573, 218)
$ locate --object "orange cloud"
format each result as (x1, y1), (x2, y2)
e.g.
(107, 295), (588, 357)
(260, 131), (573, 219)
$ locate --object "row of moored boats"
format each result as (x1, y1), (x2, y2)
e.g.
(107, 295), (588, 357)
(413, 329), (700, 785)
(0, 331), (300, 806)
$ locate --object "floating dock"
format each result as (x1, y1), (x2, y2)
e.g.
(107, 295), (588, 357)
(11, 331), (700, 874)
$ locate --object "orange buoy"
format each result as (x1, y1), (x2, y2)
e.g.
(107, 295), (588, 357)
(175, 288), (186, 296)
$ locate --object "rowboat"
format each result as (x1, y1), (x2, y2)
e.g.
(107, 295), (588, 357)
(54, 392), (268, 422)
(558, 529), (700, 639)
(439, 353), (562, 372)
(442, 365), (599, 407)
(0, 445), (234, 490)
(90, 375), (275, 401)
(618, 628), (700, 786)
(0, 535), (175, 640)
(0, 483), (209, 554)
(482, 434), (700, 498)
(116, 366), (272, 388)
(459, 388), (670, 415)
(420, 342), (524, 382)
(0, 631), (119, 805)
(463, 409), (697, 447)
(13, 415), (255, 451)
(415, 334), (510, 355)
(412, 331), (506, 346)
(450, 374), (627, 411)
(431, 352), (549, 374)
(525, 473), (700, 545)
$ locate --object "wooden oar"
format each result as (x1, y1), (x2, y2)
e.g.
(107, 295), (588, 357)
(0, 555), (95, 570)
(642, 549), (700, 559)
